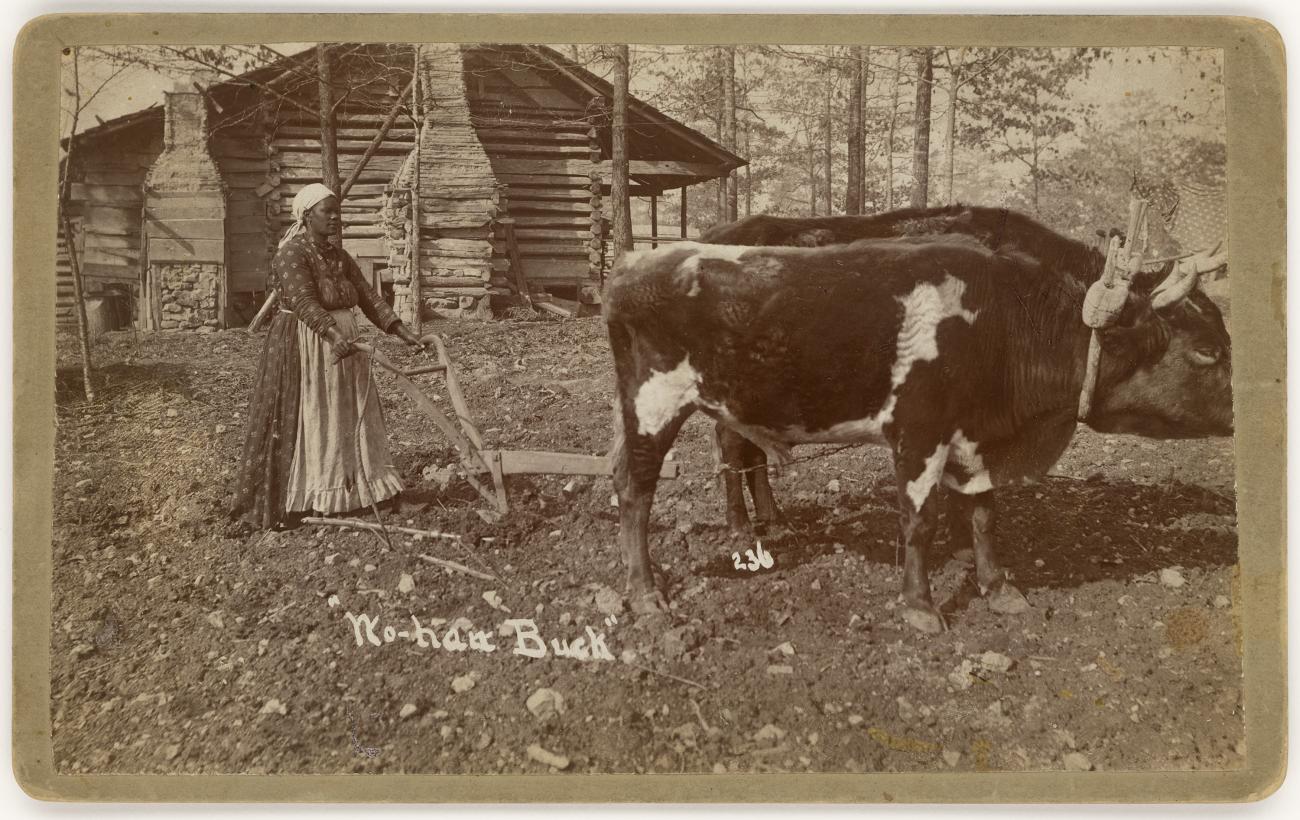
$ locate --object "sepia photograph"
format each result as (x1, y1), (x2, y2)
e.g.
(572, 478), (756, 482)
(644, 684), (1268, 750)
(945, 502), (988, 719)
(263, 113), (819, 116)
(10, 12), (1286, 804)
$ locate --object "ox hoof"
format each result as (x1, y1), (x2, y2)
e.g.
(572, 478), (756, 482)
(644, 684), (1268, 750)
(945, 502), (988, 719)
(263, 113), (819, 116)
(725, 515), (752, 535)
(987, 583), (1030, 615)
(901, 605), (948, 634)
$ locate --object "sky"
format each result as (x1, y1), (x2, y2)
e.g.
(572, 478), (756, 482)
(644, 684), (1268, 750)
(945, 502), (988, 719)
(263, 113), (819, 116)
(64, 42), (1224, 140)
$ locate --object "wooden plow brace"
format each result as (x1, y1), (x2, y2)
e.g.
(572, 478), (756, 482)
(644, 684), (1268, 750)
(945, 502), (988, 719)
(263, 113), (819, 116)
(357, 334), (678, 515)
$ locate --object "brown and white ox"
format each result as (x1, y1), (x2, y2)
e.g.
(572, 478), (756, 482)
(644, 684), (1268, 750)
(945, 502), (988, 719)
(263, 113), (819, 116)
(603, 228), (1231, 632)
(699, 207), (1231, 536)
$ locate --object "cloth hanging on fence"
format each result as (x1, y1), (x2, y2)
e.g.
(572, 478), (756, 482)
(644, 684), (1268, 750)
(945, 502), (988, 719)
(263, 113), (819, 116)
(1131, 173), (1226, 255)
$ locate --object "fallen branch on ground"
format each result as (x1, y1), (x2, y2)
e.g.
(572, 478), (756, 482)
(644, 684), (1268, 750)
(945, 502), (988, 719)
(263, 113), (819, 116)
(303, 516), (498, 582)
(303, 516), (462, 541)
(417, 553), (499, 583)
(626, 661), (710, 690)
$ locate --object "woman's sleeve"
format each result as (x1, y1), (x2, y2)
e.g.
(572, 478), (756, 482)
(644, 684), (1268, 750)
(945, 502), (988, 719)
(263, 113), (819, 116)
(345, 254), (402, 333)
(275, 243), (337, 336)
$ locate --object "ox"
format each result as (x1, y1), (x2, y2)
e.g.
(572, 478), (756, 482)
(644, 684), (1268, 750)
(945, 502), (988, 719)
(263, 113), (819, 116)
(699, 206), (1230, 534)
(604, 231), (1231, 632)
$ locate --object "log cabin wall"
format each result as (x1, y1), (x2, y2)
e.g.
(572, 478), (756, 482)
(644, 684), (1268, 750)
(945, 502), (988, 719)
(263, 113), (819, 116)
(463, 48), (602, 300)
(60, 114), (163, 328)
(57, 44), (744, 329)
(208, 84), (275, 319)
(263, 45), (418, 306)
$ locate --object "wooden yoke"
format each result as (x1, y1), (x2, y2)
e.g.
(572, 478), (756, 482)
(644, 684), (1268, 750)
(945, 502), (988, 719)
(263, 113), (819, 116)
(1078, 197), (1149, 421)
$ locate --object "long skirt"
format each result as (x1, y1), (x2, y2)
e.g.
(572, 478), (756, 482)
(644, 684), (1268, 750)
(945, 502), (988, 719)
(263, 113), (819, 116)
(231, 311), (301, 530)
(283, 309), (403, 513)
(232, 309), (401, 529)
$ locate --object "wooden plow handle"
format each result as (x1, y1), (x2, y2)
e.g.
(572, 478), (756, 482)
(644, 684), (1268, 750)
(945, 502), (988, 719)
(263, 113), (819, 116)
(353, 334), (678, 518)
(353, 339), (502, 511)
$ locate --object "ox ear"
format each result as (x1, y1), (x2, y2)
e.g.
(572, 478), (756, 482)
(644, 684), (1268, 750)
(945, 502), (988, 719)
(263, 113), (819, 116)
(1098, 309), (1170, 362)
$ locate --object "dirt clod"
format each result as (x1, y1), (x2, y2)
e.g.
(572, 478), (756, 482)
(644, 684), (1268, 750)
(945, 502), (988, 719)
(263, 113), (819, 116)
(526, 744), (570, 770)
(980, 652), (1015, 674)
(1063, 752), (1094, 772)
(526, 688), (565, 722)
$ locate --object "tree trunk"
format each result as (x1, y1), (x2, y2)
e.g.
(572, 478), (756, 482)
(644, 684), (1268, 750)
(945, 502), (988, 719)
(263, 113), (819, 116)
(61, 47), (95, 402)
(722, 46), (738, 222)
(845, 45), (865, 215)
(742, 124), (752, 217)
(822, 61), (833, 216)
(859, 46), (870, 213)
(1030, 85), (1041, 215)
(408, 49), (422, 335)
(610, 44), (634, 254)
(317, 43), (342, 247)
(910, 47), (933, 209)
(944, 47), (966, 205)
(807, 127), (818, 216)
(885, 49), (901, 211)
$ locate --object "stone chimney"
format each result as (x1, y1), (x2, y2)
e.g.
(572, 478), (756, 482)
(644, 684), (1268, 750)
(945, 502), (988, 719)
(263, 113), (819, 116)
(383, 44), (499, 322)
(146, 90), (224, 193)
(142, 90), (227, 330)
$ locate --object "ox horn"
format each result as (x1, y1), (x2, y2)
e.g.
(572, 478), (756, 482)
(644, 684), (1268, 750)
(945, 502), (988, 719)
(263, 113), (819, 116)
(1151, 240), (1227, 309)
(1190, 238), (1229, 275)
(1150, 261), (1199, 309)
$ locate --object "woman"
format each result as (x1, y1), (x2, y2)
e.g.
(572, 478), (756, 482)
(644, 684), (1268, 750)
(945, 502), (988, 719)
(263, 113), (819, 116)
(232, 183), (425, 529)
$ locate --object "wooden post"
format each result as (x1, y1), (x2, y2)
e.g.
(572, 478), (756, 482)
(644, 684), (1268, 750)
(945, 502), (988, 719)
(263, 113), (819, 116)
(680, 186), (688, 238)
(217, 251), (228, 329)
(150, 259), (163, 331)
(500, 218), (532, 309)
(317, 43), (341, 248)
(610, 44), (633, 255)
(408, 49), (422, 334)
(650, 194), (658, 248)
(587, 123), (604, 284)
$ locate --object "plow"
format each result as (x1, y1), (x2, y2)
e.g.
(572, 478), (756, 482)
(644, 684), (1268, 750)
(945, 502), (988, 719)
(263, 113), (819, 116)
(356, 333), (678, 516)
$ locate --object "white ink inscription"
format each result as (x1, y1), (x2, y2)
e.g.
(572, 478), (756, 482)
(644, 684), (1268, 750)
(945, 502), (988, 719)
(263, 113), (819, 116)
(733, 540), (775, 572)
(342, 612), (614, 662)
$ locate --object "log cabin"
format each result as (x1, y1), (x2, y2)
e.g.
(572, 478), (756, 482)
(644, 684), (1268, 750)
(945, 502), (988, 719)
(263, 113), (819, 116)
(58, 43), (746, 330)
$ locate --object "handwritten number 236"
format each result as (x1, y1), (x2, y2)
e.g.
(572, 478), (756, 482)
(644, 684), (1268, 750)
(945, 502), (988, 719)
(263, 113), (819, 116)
(733, 541), (774, 572)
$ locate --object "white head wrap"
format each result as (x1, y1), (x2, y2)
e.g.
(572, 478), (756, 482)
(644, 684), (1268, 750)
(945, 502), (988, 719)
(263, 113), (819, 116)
(278, 183), (338, 248)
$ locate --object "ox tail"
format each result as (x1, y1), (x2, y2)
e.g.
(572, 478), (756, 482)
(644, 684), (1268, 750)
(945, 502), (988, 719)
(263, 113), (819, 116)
(605, 321), (635, 490)
(608, 395), (627, 486)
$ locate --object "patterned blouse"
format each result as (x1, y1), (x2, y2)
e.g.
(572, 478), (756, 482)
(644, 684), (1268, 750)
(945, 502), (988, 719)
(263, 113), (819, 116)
(272, 233), (401, 336)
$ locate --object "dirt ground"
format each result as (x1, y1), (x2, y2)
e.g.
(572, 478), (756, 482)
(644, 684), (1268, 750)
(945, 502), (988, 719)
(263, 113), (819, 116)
(50, 315), (1241, 776)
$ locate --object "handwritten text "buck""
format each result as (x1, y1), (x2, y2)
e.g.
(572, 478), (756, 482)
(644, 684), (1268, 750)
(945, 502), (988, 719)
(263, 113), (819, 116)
(343, 613), (615, 662)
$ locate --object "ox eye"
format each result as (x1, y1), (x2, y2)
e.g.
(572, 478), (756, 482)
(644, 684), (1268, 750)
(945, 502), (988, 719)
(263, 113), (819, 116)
(1188, 346), (1220, 366)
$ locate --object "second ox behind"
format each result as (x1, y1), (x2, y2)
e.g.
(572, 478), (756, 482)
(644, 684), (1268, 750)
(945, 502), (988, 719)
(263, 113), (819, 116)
(698, 205), (1232, 534)
(603, 227), (1231, 632)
